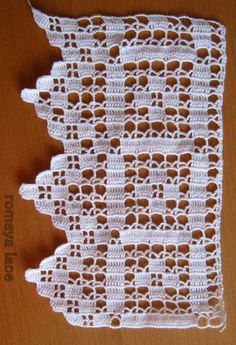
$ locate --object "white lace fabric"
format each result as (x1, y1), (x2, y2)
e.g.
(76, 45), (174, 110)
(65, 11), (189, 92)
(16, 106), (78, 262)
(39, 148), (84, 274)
(19, 7), (227, 329)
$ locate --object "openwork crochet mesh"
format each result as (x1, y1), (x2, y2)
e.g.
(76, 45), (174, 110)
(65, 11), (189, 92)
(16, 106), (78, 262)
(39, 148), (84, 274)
(20, 7), (227, 329)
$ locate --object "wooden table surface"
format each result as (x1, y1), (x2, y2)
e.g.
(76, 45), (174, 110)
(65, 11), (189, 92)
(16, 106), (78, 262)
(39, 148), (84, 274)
(0, 0), (236, 344)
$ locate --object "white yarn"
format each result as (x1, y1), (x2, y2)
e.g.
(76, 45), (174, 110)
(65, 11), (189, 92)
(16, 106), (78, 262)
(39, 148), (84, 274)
(19, 6), (227, 329)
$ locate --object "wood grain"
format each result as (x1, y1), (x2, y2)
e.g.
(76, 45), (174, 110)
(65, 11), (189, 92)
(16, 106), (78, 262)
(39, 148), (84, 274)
(0, 0), (235, 344)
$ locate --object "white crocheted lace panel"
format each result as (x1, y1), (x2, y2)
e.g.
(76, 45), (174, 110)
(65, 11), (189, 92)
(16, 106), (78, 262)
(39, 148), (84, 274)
(20, 7), (227, 329)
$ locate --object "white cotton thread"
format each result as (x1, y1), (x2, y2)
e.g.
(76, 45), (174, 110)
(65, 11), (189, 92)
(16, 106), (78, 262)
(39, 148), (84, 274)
(20, 6), (227, 329)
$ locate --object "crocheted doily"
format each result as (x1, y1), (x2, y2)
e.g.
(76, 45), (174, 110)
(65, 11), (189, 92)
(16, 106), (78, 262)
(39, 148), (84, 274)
(20, 7), (227, 329)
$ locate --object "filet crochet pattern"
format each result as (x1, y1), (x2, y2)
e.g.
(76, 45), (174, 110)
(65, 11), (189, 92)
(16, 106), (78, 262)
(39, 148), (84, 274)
(19, 7), (227, 329)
